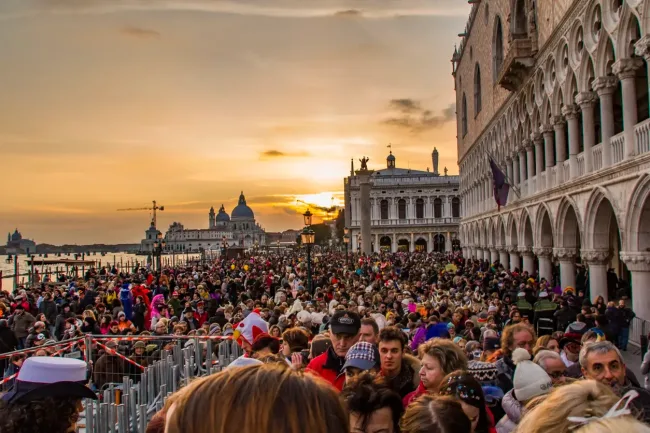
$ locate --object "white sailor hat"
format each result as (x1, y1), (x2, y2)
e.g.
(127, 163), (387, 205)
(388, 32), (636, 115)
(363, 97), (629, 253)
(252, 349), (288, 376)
(2, 357), (96, 404)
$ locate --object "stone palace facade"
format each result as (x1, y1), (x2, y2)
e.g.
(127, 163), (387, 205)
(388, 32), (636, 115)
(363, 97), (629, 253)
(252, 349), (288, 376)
(454, 0), (650, 318)
(344, 149), (461, 253)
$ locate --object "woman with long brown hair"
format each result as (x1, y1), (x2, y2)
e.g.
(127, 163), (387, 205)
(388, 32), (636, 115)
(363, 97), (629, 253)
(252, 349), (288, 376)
(164, 363), (349, 433)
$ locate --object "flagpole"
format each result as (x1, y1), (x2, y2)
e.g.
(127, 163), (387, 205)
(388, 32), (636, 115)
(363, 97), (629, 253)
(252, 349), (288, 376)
(483, 149), (521, 198)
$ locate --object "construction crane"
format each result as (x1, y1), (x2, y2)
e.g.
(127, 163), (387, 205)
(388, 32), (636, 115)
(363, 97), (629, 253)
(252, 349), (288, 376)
(117, 200), (165, 227)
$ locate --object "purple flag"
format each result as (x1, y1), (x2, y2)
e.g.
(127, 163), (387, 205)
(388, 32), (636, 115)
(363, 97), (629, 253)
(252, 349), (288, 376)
(489, 158), (510, 211)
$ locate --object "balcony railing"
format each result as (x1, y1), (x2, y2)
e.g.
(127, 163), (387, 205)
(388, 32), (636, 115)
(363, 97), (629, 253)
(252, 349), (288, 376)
(635, 117), (650, 156)
(612, 132), (625, 164)
(577, 152), (585, 177)
(592, 143), (603, 171)
(563, 160), (570, 182)
(350, 217), (461, 227)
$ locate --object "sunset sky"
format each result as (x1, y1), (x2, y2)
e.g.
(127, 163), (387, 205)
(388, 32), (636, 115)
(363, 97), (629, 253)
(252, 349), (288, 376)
(0, 0), (470, 245)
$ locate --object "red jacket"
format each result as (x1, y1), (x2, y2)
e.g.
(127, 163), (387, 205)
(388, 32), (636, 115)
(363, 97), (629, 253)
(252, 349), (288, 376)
(403, 382), (426, 407)
(306, 348), (345, 391)
(194, 311), (208, 327)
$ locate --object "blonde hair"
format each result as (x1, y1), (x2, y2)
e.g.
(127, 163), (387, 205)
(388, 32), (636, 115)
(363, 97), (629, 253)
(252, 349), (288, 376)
(501, 323), (536, 357)
(533, 335), (553, 356)
(165, 363), (349, 433)
(516, 380), (649, 433)
(418, 339), (468, 375)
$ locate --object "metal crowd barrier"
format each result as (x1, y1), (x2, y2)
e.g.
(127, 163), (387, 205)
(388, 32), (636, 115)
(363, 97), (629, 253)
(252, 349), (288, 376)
(0, 334), (243, 432)
(629, 316), (649, 352)
(82, 335), (243, 433)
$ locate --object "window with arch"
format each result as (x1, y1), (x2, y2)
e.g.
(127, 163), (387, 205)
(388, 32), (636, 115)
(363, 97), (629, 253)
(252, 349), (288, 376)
(380, 200), (389, 220)
(452, 197), (460, 218)
(416, 198), (424, 219)
(474, 64), (482, 116)
(398, 199), (407, 220)
(462, 93), (468, 137)
(434, 198), (442, 218)
(513, 0), (527, 38)
(493, 16), (504, 81)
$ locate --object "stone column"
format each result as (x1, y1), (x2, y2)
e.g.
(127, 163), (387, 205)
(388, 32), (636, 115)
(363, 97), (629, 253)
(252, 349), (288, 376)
(490, 248), (499, 264)
(410, 233), (415, 252)
(582, 249), (611, 303)
(525, 140), (535, 194)
(374, 233), (379, 253)
(577, 91), (598, 174)
(506, 157), (513, 185)
(428, 232), (434, 253)
(508, 247), (521, 272)
(520, 247), (535, 275)
(636, 36), (650, 101)
(518, 146), (527, 192)
(613, 58), (643, 160)
(554, 116), (567, 184)
(356, 169), (374, 255)
(593, 76), (618, 169)
(534, 247), (554, 284)
(563, 105), (581, 180)
(541, 124), (555, 189)
(555, 247), (578, 290)
(499, 248), (510, 269)
(533, 133), (544, 192)
(620, 252), (650, 321)
(512, 152), (521, 185)
(391, 233), (397, 253)
(446, 232), (452, 252)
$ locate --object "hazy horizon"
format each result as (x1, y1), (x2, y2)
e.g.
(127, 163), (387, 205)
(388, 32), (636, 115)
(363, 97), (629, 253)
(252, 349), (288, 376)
(0, 0), (470, 244)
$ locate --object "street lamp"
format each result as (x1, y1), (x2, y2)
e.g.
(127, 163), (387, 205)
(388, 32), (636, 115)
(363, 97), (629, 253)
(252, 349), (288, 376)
(301, 226), (315, 294)
(152, 232), (166, 271)
(303, 209), (313, 226)
(343, 233), (350, 267)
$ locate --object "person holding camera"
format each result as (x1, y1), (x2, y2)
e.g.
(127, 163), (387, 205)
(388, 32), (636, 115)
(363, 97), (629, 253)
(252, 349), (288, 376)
(282, 327), (310, 370)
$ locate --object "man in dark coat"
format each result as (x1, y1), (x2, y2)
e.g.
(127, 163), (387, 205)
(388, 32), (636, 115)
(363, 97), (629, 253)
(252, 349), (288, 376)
(0, 319), (18, 374)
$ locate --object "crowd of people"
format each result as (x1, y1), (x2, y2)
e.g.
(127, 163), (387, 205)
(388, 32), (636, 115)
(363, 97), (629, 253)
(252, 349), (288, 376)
(0, 249), (649, 433)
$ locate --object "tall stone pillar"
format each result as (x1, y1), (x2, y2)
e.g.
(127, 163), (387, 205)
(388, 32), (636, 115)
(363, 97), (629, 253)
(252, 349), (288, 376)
(520, 247), (535, 275)
(446, 232), (452, 252)
(554, 116), (567, 183)
(490, 248), (499, 265)
(593, 76), (618, 169)
(535, 247), (553, 284)
(428, 232), (433, 253)
(621, 252), (650, 320)
(355, 168), (374, 255)
(583, 249), (611, 303)
(508, 247), (521, 272)
(613, 58), (643, 160)
(499, 248), (510, 269)
(555, 248), (578, 290)
(577, 91), (597, 174)
(374, 233), (379, 253)
(525, 140), (535, 193)
(541, 125), (555, 189)
(563, 105), (580, 180)
(532, 133), (544, 192)
(410, 233), (415, 253)
(391, 233), (397, 253)
(512, 152), (521, 186)
(518, 147), (527, 194)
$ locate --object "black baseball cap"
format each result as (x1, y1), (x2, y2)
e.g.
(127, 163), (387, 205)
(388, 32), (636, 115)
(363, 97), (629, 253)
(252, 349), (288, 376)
(330, 310), (361, 335)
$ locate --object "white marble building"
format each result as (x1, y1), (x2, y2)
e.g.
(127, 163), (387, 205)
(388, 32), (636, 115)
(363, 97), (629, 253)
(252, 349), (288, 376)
(163, 192), (266, 252)
(454, 0), (650, 318)
(344, 149), (461, 253)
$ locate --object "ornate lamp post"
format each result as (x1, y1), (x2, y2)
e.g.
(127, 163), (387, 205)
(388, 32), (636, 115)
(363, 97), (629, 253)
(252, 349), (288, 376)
(302, 209), (315, 294)
(152, 232), (166, 272)
(343, 228), (350, 266)
(301, 226), (315, 294)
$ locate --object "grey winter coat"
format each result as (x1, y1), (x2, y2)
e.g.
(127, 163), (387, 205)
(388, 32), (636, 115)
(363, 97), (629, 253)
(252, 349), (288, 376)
(496, 390), (522, 433)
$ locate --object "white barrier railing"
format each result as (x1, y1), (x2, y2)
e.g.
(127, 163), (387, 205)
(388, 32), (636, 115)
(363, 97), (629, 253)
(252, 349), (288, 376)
(635, 117), (650, 156)
(612, 132), (625, 163)
(563, 160), (570, 181)
(577, 152), (585, 177)
(592, 143), (603, 171)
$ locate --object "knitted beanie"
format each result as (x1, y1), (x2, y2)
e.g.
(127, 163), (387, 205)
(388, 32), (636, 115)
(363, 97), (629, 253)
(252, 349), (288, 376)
(512, 348), (553, 402)
(467, 360), (499, 385)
